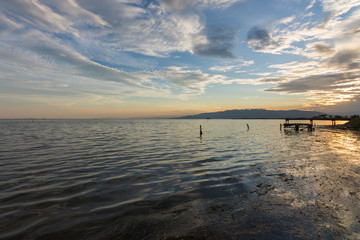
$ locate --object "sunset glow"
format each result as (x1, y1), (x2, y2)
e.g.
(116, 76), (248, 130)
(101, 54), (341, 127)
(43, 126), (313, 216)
(1, 0), (359, 118)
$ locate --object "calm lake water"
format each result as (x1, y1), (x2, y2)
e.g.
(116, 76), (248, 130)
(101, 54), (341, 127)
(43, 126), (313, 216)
(0, 119), (359, 239)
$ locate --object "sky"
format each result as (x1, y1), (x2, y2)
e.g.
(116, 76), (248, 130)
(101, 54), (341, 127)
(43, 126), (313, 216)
(0, 0), (359, 118)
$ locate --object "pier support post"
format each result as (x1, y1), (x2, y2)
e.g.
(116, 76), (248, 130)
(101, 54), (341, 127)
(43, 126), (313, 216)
(200, 125), (203, 137)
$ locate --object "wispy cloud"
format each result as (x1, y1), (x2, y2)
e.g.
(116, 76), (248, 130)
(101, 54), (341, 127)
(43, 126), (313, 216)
(306, 0), (316, 10)
(209, 65), (238, 72)
(247, 1), (360, 55)
(131, 66), (260, 97)
(0, 0), (243, 61)
(132, 66), (227, 95)
(275, 15), (296, 25)
(245, 0), (360, 108)
(209, 59), (254, 72)
(0, 0), (244, 100)
(1, 0), (359, 116)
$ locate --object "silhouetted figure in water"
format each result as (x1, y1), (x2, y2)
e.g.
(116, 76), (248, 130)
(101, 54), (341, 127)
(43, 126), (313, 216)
(200, 125), (203, 137)
(247, 124), (249, 131)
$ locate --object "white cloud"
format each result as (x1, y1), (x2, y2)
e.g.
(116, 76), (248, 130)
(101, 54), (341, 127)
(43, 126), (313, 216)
(209, 65), (238, 72)
(276, 15), (296, 25)
(0, 0), (242, 61)
(1, 0), (359, 114)
(200, 0), (245, 9)
(247, 0), (360, 56)
(263, 61), (360, 107)
(73, 0), (243, 58)
(306, 0), (316, 10)
(160, 0), (245, 11)
(0, 0), (73, 33)
(130, 66), (261, 96)
(132, 67), (221, 94)
(0, 0), (247, 105)
(243, 0), (360, 109)
(209, 60), (254, 72)
(321, 0), (360, 17)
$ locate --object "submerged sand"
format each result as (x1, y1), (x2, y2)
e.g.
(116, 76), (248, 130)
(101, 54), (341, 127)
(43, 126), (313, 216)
(116, 129), (360, 239)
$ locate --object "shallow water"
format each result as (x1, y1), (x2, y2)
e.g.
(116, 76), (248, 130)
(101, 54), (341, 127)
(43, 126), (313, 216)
(0, 119), (359, 239)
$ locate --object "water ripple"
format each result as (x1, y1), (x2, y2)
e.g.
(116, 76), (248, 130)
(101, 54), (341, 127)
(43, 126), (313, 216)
(1, 119), (359, 239)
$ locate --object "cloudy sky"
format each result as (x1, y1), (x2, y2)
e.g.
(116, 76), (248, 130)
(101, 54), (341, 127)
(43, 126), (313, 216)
(1, 0), (359, 118)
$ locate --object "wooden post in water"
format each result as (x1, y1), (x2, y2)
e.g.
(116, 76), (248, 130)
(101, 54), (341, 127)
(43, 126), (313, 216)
(200, 125), (203, 137)
(280, 123), (282, 131)
(246, 124), (249, 131)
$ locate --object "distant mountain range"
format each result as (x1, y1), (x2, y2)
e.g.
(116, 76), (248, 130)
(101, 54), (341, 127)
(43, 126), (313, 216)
(177, 109), (324, 119)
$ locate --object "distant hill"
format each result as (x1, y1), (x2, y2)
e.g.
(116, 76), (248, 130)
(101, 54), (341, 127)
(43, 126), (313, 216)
(177, 109), (324, 119)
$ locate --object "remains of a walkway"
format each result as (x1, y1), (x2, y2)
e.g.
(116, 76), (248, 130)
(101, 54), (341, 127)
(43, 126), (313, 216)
(281, 117), (347, 131)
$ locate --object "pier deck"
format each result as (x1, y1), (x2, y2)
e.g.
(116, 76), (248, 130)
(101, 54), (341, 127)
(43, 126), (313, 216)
(283, 123), (314, 131)
(281, 118), (315, 131)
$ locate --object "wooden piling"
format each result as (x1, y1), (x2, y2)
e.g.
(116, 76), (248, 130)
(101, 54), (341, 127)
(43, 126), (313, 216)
(200, 125), (203, 136)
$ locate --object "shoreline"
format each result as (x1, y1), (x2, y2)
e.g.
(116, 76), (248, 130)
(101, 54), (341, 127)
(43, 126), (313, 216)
(319, 117), (360, 131)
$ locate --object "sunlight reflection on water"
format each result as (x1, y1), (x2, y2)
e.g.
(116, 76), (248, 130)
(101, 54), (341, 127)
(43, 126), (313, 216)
(0, 119), (359, 239)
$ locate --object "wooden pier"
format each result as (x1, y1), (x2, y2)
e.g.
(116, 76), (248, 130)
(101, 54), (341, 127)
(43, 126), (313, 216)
(281, 118), (314, 131)
(281, 117), (347, 131)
